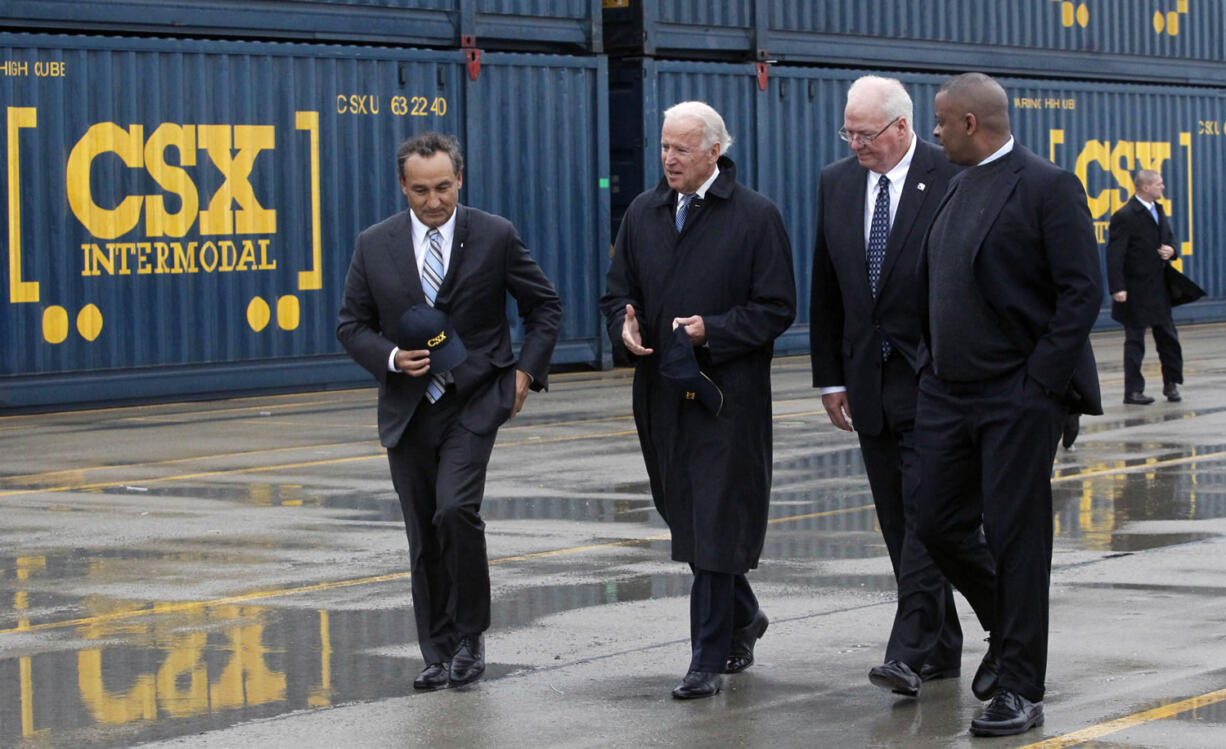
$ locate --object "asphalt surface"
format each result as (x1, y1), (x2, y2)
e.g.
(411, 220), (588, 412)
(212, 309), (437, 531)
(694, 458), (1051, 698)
(3, 324), (1226, 748)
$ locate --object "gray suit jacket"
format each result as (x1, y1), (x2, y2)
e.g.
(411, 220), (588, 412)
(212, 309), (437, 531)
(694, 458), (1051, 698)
(337, 204), (562, 445)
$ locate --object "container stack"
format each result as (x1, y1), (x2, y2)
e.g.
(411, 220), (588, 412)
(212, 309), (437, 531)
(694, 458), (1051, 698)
(603, 0), (1226, 357)
(0, 1), (611, 409)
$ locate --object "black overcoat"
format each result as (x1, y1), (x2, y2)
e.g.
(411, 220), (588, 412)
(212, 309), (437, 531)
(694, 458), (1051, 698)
(600, 157), (796, 574)
(1106, 197), (1177, 327)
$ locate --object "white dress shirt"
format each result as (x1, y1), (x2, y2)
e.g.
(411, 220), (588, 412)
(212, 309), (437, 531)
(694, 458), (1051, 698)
(388, 208), (459, 371)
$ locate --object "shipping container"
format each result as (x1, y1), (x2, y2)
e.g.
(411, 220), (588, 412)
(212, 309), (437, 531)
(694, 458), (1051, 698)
(1, 33), (610, 411)
(2, 0), (603, 54)
(603, 0), (1226, 86)
(610, 58), (1226, 354)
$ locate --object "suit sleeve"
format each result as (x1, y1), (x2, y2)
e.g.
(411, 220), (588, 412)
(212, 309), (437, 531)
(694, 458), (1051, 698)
(704, 203), (798, 363)
(1027, 170), (1103, 393)
(808, 173), (846, 388)
(336, 231), (395, 384)
(505, 227), (562, 391)
(1105, 209), (1127, 295)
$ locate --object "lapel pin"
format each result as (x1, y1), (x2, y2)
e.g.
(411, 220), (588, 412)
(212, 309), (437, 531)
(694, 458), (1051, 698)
(917, 183), (927, 191)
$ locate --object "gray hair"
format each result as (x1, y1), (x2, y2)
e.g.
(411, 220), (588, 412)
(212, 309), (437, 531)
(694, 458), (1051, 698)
(1134, 169), (1162, 188)
(846, 75), (914, 130)
(396, 131), (464, 178)
(663, 101), (733, 153)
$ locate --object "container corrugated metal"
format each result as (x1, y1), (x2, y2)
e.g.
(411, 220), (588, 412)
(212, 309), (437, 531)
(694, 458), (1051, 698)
(0, 33), (610, 410)
(611, 58), (1226, 354)
(3, 0), (603, 53)
(604, 1), (1226, 86)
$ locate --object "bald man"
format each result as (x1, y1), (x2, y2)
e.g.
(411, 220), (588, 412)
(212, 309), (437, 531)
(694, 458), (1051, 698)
(913, 73), (1102, 737)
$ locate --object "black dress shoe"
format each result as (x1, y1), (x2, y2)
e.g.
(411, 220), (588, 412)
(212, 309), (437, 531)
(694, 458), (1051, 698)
(449, 634), (485, 686)
(1164, 384), (1182, 402)
(868, 660), (921, 697)
(1124, 391), (1155, 405)
(919, 662), (961, 682)
(970, 689), (1044, 736)
(413, 661), (450, 691)
(672, 670), (722, 699)
(972, 648), (1000, 701)
(724, 609), (769, 673)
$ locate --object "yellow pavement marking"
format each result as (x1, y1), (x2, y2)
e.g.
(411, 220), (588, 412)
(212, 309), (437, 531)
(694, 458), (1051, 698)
(0, 503), (873, 636)
(1021, 687), (1226, 747)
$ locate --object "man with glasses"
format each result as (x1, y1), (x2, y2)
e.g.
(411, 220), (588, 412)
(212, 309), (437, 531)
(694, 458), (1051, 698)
(810, 75), (965, 699)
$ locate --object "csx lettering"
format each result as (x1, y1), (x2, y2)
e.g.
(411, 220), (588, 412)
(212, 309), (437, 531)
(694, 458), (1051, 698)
(1072, 139), (1172, 219)
(65, 123), (276, 239)
(336, 94), (380, 115)
(685, 392), (696, 400)
(427, 332), (447, 347)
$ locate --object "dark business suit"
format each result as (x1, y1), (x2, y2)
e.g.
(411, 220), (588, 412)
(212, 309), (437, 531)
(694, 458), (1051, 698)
(337, 204), (561, 663)
(915, 145), (1102, 703)
(1106, 197), (1182, 395)
(809, 138), (963, 672)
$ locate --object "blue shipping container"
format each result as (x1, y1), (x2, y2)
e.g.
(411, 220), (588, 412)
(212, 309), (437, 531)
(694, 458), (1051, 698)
(611, 58), (1226, 354)
(1, 33), (610, 410)
(604, 0), (1226, 86)
(3, 0), (603, 53)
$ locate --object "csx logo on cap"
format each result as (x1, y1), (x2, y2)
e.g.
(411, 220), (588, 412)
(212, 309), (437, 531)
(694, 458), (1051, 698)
(427, 331), (447, 348)
(397, 304), (467, 374)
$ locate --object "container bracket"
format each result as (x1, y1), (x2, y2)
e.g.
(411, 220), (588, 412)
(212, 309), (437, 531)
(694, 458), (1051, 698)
(755, 61), (769, 91)
(462, 35), (482, 81)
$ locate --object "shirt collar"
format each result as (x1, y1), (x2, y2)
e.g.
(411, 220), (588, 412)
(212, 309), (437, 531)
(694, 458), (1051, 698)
(1135, 195), (1156, 212)
(409, 206), (458, 249)
(679, 166), (720, 203)
(873, 132), (917, 184)
(977, 136), (1014, 166)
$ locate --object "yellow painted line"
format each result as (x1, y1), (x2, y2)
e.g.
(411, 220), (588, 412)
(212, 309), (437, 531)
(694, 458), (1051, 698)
(1021, 687), (1226, 748)
(1053, 450), (1226, 483)
(0, 503), (875, 636)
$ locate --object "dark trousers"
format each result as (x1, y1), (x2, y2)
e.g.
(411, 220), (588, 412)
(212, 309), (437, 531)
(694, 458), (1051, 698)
(387, 388), (497, 665)
(689, 567), (758, 673)
(858, 354), (962, 671)
(914, 368), (1064, 703)
(1123, 318), (1182, 394)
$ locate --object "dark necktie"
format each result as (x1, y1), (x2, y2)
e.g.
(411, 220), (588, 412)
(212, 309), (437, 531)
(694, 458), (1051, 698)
(422, 229), (447, 403)
(675, 193), (694, 233)
(867, 174), (892, 360)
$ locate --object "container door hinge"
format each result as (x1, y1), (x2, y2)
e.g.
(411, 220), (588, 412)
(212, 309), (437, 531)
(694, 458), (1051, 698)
(755, 60), (769, 91)
(462, 35), (482, 81)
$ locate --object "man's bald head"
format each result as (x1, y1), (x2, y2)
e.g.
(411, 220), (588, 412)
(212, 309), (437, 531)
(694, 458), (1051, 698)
(931, 72), (1013, 165)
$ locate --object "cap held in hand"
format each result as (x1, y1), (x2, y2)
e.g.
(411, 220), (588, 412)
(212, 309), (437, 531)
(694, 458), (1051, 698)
(658, 326), (724, 415)
(397, 304), (467, 373)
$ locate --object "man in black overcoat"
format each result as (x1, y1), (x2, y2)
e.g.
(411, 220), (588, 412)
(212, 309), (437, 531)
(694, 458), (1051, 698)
(337, 132), (561, 691)
(914, 74), (1102, 736)
(600, 101), (796, 700)
(1107, 168), (1184, 404)
(810, 75), (963, 697)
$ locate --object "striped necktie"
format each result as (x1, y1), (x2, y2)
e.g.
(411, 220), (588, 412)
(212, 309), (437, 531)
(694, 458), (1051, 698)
(675, 193), (694, 232)
(421, 229), (447, 403)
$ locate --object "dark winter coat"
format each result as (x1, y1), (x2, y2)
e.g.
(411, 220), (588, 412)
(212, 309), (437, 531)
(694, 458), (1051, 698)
(600, 157), (796, 574)
(1107, 197), (1177, 328)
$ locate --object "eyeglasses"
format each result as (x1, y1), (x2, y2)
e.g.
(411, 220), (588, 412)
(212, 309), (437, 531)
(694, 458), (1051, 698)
(838, 116), (901, 145)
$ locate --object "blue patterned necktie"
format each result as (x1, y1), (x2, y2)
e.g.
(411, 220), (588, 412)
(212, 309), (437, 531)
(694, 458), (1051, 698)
(421, 228), (447, 403)
(867, 174), (892, 360)
(675, 193), (694, 233)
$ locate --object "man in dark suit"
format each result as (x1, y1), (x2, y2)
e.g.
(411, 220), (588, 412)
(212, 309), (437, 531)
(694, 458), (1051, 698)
(1107, 169), (1184, 405)
(914, 73), (1102, 736)
(601, 101), (795, 700)
(809, 75), (963, 698)
(337, 131), (561, 691)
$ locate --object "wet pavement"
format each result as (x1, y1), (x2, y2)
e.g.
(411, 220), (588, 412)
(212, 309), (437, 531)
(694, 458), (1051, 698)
(3, 324), (1226, 748)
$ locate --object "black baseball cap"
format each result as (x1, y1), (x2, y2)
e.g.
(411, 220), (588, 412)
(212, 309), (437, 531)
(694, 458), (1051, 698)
(658, 325), (724, 415)
(397, 304), (467, 373)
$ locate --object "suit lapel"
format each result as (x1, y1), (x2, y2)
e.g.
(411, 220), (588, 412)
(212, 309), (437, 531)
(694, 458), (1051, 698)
(876, 148), (930, 292)
(384, 211), (427, 306)
(434, 205), (467, 307)
(966, 154), (1022, 265)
